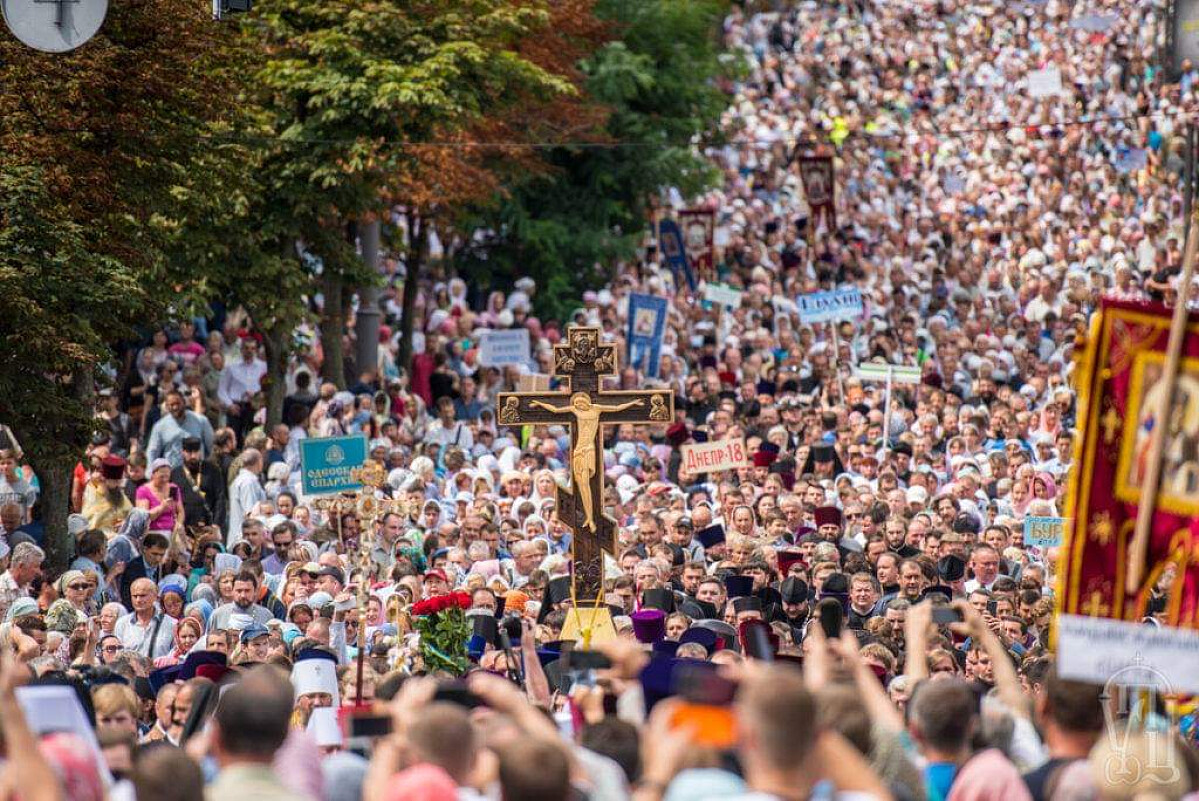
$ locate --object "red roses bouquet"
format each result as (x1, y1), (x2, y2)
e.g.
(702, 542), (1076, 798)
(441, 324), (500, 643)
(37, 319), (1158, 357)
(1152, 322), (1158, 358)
(411, 591), (472, 675)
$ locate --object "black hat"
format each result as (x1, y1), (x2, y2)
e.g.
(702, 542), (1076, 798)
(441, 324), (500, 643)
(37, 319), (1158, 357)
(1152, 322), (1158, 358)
(181, 436), (203, 452)
(779, 577), (809, 605)
(724, 575), (754, 599)
(952, 513), (981, 535)
(679, 599), (717, 620)
(938, 554), (967, 582)
(691, 619), (739, 652)
(472, 614), (499, 647)
(921, 585), (955, 604)
(678, 626), (719, 655)
(546, 576), (572, 607)
(811, 443), (836, 462)
(821, 573), (850, 597)
(731, 596), (763, 614)
(695, 524), (726, 549)
(642, 588), (676, 613)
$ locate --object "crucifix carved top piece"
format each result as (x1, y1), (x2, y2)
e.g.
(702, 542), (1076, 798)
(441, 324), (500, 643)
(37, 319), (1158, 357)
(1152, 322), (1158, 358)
(496, 326), (674, 602)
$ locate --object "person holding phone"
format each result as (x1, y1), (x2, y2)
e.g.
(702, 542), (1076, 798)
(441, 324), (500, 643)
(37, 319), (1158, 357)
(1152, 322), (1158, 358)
(136, 459), (184, 534)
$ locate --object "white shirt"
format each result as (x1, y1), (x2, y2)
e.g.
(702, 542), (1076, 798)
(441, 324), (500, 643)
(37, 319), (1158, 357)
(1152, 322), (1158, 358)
(227, 468), (266, 546)
(426, 419), (473, 452)
(114, 610), (176, 659)
(218, 357), (267, 408)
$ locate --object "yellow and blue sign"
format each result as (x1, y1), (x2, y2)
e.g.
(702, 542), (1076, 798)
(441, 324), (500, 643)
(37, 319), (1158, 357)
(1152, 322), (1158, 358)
(300, 435), (367, 496)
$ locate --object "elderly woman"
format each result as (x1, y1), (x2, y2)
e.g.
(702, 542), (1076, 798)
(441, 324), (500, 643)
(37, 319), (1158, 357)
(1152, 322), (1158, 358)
(56, 570), (95, 615)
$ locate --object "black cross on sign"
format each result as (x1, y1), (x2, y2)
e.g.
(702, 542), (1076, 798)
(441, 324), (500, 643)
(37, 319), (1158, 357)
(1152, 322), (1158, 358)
(496, 326), (674, 602)
(33, 0), (80, 28)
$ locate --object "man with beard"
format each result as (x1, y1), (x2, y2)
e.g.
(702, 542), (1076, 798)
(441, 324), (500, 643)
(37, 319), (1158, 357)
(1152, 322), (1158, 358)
(82, 455), (133, 534)
(769, 576), (809, 630)
(209, 569), (275, 630)
(172, 437), (226, 531)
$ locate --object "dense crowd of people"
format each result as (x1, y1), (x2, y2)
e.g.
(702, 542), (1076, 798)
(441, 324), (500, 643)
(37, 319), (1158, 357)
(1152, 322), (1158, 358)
(2, 0), (1199, 798)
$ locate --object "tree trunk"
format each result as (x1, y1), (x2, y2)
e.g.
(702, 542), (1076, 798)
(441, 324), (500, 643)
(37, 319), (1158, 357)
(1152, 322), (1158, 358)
(262, 325), (289, 428)
(34, 367), (94, 574)
(397, 212), (426, 374)
(354, 217), (382, 381)
(320, 270), (346, 389)
(36, 458), (74, 574)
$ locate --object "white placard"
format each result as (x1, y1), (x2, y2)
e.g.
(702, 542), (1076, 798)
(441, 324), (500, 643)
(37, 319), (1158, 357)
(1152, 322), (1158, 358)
(703, 283), (743, 309)
(680, 438), (750, 474)
(479, 329), (531, 367)
(854, 364), (923, 385)
(797, 288), (864, 324)
(1027, 66), (1064, 98)
(1056, 614), (1199, 694)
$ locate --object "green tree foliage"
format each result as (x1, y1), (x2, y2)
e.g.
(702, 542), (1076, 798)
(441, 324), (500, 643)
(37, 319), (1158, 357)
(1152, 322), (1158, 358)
(453, 0), (734, 321)
(203, 0), (578, 386)
(0, 0), (246, 569)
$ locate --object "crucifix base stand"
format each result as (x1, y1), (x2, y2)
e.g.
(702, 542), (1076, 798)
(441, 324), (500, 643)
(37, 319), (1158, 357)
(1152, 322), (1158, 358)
(561, 606), (618, 648)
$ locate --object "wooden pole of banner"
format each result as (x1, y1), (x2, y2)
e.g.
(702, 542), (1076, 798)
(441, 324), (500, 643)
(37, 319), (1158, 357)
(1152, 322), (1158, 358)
(830, 323), (846, 402)
(882, 365), (893, 458)
(1127, 211), (1199, 594)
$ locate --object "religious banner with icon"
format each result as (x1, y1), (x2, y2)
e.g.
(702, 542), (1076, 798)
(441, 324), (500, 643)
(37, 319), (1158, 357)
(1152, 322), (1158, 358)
(798, 154), (836, 230)
(1059, 298), (1199, 629)
(678, 208), (716, 281)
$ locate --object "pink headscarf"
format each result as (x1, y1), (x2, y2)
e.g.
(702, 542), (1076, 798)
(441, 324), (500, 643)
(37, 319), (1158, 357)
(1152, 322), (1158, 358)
(1033, 472), (1057, 500)
(38, 733), (105, 801)
(383, 763), (458, 801)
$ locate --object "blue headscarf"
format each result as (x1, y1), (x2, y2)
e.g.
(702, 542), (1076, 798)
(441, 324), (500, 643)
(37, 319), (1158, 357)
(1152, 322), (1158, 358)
(184, 598), (213, 628)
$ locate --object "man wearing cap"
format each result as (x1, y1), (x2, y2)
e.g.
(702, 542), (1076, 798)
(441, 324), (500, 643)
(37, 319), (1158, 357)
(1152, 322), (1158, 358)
(146, 389), (214, 470)
(172, 436), (226, 531)
(423, 569), (451, 598)
(239, 624), (271, 663)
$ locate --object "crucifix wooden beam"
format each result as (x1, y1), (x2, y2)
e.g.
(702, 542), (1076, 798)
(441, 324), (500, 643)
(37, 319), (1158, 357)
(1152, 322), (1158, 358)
(497, 326), (674, 604)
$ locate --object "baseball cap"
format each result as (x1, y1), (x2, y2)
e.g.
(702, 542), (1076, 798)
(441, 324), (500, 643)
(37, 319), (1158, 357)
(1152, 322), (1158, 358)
(239, 625), (270, 644)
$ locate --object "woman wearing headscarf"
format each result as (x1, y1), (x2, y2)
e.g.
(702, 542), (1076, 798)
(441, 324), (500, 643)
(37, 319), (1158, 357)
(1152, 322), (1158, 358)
(136, 458), (183, 535)
(527, 469), (559, 508)
(153, 616), (202, 667)
(158, 584), (187, 621)
(55, 570), (95, 616)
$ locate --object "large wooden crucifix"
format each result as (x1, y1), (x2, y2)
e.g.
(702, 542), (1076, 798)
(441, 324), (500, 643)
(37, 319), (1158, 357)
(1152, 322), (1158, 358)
(496, 326), (674, 608)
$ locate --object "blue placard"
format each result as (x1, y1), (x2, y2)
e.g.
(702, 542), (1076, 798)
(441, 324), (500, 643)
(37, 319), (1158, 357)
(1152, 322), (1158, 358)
(1114, 148), (1147, 174)
(797, 288), (864, 324)
(658, 219), (697, 292)
(1023, 516), (1066, 547)
(300, 435), (367, 496)
(627, 293), (668, 378)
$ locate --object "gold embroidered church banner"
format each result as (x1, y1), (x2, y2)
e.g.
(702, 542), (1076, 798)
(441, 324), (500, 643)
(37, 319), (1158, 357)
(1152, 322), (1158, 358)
(1060, 298), (1199, 627)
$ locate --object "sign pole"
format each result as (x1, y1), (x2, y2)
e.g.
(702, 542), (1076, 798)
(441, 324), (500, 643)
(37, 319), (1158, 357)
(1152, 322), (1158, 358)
(882, 365), (893, 458)
(1127, 210), (1199, 594)
(830, 324), (846, 401)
